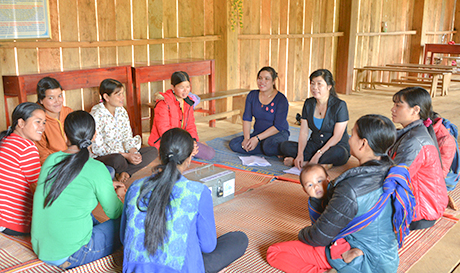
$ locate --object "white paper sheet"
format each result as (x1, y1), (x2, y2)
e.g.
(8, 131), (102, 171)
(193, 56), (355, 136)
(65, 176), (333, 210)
(283, 166), (301, 176)
(238, 156), (271, 167)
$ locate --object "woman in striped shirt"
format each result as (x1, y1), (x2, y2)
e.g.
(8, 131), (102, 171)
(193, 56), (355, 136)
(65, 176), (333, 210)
(0, 102), (45, 236)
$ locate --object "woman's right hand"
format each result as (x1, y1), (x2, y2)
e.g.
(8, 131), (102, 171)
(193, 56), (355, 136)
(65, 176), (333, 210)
(241, 138), (250, 151)
(124, 149), (142, 165)
(294, 154), (304, 170)
(113, 181), (127, 202)
(191, 141), (199, 157)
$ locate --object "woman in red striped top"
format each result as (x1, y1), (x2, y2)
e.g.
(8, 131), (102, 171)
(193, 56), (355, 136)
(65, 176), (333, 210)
(0, 102), (46, 236)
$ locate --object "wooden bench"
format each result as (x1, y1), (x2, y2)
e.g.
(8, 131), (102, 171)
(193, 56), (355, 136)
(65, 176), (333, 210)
(132, 59), (215, 134)
(354, 66), (452, 97)
(145, 88), (250, 128)
(2, 65), (134, 128)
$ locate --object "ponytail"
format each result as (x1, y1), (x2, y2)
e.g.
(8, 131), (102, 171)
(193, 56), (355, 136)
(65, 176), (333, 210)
(138, 128), (194, 256)
(43, 111), (95, 207)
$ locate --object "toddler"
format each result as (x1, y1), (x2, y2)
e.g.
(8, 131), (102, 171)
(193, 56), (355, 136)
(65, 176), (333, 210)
(300, 164), (363, 264)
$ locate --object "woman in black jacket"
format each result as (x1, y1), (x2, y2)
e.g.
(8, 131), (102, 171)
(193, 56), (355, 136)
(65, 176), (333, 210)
(268, 115), (406, 273)
(280, 69), (350, 169)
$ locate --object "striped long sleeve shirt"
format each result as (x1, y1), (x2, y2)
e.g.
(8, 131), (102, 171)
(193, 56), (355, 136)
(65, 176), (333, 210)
(0, 133), (41, 233)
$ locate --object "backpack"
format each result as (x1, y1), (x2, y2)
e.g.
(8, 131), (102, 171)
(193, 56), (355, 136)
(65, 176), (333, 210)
(442, 118), (460, 191)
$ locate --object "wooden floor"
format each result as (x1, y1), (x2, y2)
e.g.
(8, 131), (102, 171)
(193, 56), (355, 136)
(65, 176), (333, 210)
(142, 87), (460, 272)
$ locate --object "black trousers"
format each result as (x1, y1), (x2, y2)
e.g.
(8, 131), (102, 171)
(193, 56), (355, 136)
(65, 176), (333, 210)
(95, 146), (158, 176)
(280, 141), (350, 166)
(202, 231), (248, 273)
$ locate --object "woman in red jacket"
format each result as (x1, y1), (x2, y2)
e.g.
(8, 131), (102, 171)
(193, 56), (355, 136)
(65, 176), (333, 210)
(148, 71), (215, 160)
(388, 87), (448, 230)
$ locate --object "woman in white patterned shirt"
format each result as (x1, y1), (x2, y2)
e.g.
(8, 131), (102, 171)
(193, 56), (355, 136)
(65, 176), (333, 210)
(90, 79), (158, 183)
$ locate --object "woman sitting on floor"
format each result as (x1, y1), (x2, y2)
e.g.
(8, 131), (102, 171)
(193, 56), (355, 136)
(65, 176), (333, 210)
(32, 110), (125, 269)
(0, 102), (45, 236)
(267, 114), (415, 273)
(229, 66), (290, 156)
(148, 71), (215, 160)
(388, 87), (448, 230)
(35, 77), (73, 164)
(91, 79), (158, 183)
(280, 69), (350, 169)
(121, 128), (248, 273)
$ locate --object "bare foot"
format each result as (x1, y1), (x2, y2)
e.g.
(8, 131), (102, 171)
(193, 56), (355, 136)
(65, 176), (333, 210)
(448, 195), (458, 211)
(116, 172), (130, 184)
(342, 248), (364, 263)
(283, 157), (294, 167)
(322, 164), (333, 170)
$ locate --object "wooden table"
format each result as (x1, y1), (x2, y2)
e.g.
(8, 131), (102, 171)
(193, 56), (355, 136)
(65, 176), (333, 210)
(3, 65), (134, 128)
(132, 59), (215, 134)
(354, 66), (452, 97)
(424, 44), (460, 65)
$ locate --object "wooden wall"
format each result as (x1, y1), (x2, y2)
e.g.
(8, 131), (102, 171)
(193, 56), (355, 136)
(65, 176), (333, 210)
(423, 0), (457, 44)
(0, 0), (459, 130)
(0, 0), (217, 132)
(237, 0), (342, 102)
(354, 0), (415, 68)
(351, 0), (456, 89)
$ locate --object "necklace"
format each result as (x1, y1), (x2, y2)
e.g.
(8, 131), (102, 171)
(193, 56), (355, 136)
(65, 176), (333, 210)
(316, 103), (326, 117)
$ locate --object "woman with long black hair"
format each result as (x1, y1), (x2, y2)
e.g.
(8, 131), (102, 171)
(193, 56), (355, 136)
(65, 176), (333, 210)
(121, 128), (248, 273)
(32, 110), (125, 269)
(0, 102), (45, 236)
(389, 87), (448, 229)
(268, 115), (415, 273)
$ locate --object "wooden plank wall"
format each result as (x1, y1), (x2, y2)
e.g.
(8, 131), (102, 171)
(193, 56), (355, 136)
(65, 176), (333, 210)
(354, 0), (415, 69)
(237, 0), (342, 102)
(0, 0), (216, 132)
(354, 0), (456, 69)
(0, 0), (457, 129)
(424, 0), (456, 44)
(352, 0), (457, 88)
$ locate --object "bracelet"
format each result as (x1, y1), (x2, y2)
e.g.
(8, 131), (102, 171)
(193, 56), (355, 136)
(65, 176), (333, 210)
(317, 149), (323, 154)
(256, 135), (261, 142)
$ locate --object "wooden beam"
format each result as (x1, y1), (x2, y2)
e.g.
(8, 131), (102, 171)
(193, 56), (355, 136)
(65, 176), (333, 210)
(214, 0), (238, 109)
(335, 0), (359, 95)
(238, 32), (344, 39)
(409, 0), (429, 64)
(425, 30), (457, 35)
(356, 30), (417, 37)
(0, 36), (221, 49)
(454, 0), (460, 43)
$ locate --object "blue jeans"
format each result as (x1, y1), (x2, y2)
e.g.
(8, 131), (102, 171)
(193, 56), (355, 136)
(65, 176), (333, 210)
(229, 130), (289, 156)
(60, 217), (121, 269)
(106, 166), (116, 180)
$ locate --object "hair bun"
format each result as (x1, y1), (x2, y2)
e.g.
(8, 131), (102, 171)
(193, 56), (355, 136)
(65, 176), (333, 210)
(78, 139), (92, 149)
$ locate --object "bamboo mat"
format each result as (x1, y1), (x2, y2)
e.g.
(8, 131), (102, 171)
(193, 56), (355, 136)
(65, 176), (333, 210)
(213, 179), (459, 273)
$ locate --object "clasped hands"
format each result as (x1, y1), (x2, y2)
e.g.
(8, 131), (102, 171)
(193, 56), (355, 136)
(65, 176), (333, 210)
(241, 136), (259, 152)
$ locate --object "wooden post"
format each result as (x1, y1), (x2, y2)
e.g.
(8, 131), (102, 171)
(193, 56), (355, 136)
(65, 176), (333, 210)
(335, 0), (359, 94)
(214, 0), (239, 116)
(453, 0), (460, 43)
(0, 52), (5, 131)
(409, 0), (428, 64)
